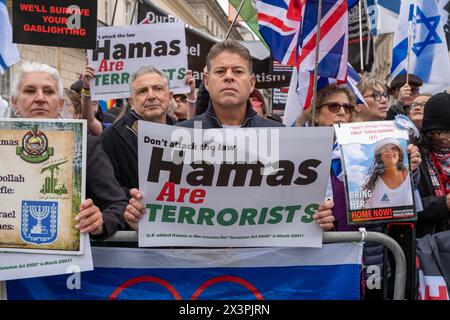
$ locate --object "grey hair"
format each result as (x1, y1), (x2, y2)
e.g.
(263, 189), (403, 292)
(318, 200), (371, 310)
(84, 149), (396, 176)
(12, 61), (64, 98)
(129, 65), (170, 94)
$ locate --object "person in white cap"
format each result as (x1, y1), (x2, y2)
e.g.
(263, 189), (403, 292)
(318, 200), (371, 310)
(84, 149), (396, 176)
(363, 138), (414, 209)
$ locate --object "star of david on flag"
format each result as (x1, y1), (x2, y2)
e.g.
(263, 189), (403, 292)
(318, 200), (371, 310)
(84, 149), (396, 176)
(391, 0), (450, 93)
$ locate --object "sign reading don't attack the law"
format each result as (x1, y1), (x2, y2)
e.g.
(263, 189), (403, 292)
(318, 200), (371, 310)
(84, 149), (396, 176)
(12, 0), (97, 49)
(138, 123), (334, 248)
(87, 22), (189, 101)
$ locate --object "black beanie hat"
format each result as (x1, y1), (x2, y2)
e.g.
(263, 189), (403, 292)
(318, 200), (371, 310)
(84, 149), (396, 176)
(422, 91), (450, 132)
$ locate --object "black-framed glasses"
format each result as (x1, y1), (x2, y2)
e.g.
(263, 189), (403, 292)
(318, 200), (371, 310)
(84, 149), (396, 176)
(364, 91), (389, 101)
(318, 102), (354, 113)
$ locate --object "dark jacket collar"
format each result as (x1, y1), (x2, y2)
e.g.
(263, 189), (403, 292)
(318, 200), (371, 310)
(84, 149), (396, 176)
(205, 101), (257, 128)
(126, 109), (176, 134)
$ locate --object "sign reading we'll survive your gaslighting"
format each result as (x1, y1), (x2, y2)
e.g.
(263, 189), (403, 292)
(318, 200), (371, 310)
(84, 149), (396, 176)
(12, 0), (97, 49)
(138, 123), (335, 248)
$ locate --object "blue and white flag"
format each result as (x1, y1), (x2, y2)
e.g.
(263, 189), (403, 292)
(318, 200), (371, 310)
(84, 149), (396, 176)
(391, 0), (450, 94)
(365, 0), (401, 36)
(0, 0), (20, 75)
(6, 243), (363, 300)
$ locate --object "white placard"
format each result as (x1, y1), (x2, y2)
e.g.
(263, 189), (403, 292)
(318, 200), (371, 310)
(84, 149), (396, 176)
(88, 22), (189, 100)
(138, 123), (334, 248)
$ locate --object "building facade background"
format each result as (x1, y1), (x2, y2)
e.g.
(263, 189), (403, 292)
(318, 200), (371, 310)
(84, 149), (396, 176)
(1, 0), (245, 99)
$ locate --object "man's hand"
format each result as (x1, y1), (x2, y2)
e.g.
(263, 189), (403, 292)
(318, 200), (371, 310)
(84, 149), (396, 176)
(397, 84), (412, 104)
(81, 65), (95, 89)
(314, 199), (335, 231)
(185, 69), (196, 100)
(124, 188), (146, 230)
(76, 198), (104, 235)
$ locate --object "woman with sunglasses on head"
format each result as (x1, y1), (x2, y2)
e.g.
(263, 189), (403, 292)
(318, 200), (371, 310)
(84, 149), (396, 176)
(298, 84), (397, 300)
(297, 84), (357, 232)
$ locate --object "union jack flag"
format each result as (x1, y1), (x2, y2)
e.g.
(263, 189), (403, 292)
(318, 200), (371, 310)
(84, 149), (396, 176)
(257, 0), (306, 66)
(257, 0), (348, 80)
(257, 0), (354, 126)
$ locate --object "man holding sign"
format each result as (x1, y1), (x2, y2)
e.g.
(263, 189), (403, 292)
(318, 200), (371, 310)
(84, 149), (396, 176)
(123, 40), (335, 234)
(101, 66), (177, 199)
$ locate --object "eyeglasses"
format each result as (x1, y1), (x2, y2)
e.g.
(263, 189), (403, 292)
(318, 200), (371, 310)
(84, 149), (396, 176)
(318, 102), (354, 114)
(364, 91), (389, 101)
(426, 129), (450, 137)
(410, 102), (427, 110)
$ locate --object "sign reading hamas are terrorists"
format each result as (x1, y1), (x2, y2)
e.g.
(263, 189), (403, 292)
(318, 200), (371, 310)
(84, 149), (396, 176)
(138, 123), (334, 248)
(335, 121), (416, 225)
(87, 22), (189, 100)
(12, 0), (97, 49)
(0, 119), (86, 255)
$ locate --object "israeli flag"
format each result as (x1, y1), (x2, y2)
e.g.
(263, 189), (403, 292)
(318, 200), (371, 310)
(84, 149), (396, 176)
(365, 0), (401, 36)
(0, 0), (20, 75)
(391, 0), (450, 94)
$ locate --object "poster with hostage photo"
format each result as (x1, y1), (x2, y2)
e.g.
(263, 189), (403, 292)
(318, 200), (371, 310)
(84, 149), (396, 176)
(334, 121), (417, 225)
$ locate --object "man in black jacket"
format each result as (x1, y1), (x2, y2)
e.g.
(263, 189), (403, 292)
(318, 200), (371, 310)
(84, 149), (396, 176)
(101, 66), (176, 199)
(123, 40), (335, 232)
(177, 40), (283, 129)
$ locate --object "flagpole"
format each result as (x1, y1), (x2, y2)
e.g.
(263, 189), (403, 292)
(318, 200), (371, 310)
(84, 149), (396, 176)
(130, 0), (138, 25)
(111, 0), (119, 26)
(406, 1), (415, 85)
(311, 0), (324, 127)
(358, 0), (364, 72)
(406, 32), (412, 85)
(225, 0), (246, 40)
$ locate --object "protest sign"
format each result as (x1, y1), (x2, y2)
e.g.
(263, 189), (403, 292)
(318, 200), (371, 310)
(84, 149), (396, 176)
(335, 121), (416, 224)
(347, 2), (374, 72)
(137, 123), (334, 247)
(272, 87), (289, 114)
(0, 233), (92, 281)
(12, 0), (97, 49)
(0, 119), (86, 254)
(87, 22), (189, 100)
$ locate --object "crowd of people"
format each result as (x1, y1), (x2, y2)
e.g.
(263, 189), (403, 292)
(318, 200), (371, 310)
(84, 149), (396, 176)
(1, 39), (449, 300)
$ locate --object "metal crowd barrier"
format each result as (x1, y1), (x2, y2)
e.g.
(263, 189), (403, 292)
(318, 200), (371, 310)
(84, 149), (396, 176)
(0, 230), (407, 300)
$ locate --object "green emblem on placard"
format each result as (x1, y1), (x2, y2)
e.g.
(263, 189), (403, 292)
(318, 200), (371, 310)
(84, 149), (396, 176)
(40, 160), (69, 195)
(16, 125), (53, 163)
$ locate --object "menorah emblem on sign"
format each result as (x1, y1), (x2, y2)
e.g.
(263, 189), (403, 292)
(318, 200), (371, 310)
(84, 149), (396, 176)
(30, 205), (50, 234)
(21, 200), (58, 245)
